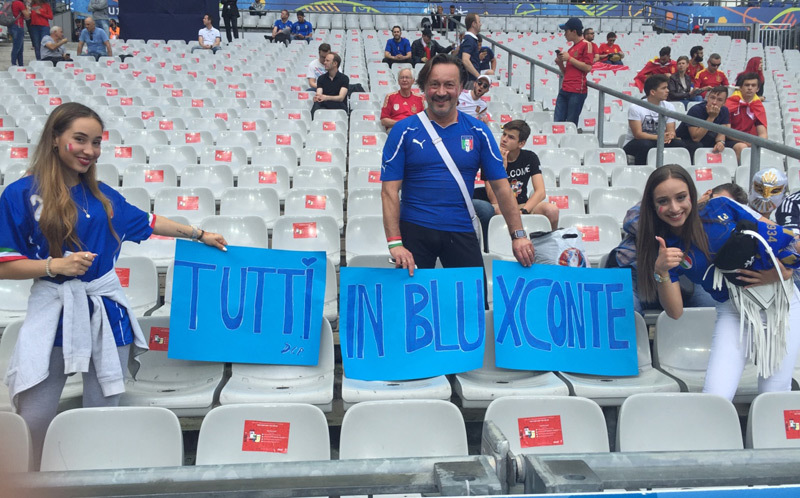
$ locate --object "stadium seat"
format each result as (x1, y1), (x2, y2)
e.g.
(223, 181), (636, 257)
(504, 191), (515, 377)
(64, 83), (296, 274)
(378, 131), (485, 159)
(344, 215), (389, 264)
(559, 134), (599, 158)
(299, 147), (347, 175)
(149, 145), (198, 173)
(346, 188), (382, 219)
(120, 215), (190, 270)
(646, 147), (692, 169)
(101, 144), (147, 165)
(545, 187), (585, 215)
(292, 167), (345, 197)
(271, 215), (340, 266)
(219, 187), (280, 229)
(0, 412), (32, 472)
(486, 214), (552, 260)
(687, 165), (733, 192)
(219, 318), (335, 412)
(693, 147), (739, 175)
(558, 312), (680, 406)
(2, 162), (28, 185)
(196, 403), (330, 465)
(114, 256), (160, 317)
(455, 311), (569, 408)
(653, 308), (758, 403)
(285, 188), (344, 229)
(40, 407), (183, 471)
(483, 395), (609, 455)
(153, 187), (216, 224)
(558, 166), (608, 200)
(587, 187), (642, 226)
(121, 164), (178, 198)
(585, 147), (628, 169)
(741, 147), (786, 171)
(746, 392), (800, 449)
(180, 164), (235, 199)
(166, 130), (215, 155)
(120, 316), (225, 416)
(96, 162), (120, 187)
(0, 279), (33, 329)
(116, 186), (151, 212)
(558, 214), (620, 266)
(611, 165), (655, 191)
(237, 165), (290, 201)
(201, 215), (269, 249)
(617, 393), (743, 452)
(339, 399), (468, 458)
(199, 146), (248, 175)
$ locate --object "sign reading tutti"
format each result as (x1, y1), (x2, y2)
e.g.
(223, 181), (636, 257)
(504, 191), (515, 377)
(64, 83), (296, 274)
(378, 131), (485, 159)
(492, 262), (638, 376)
(339, 267), (486, 381)
(169, 240), (326, 365)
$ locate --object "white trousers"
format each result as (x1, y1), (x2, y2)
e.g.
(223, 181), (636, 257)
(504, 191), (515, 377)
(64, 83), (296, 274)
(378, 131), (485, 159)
(703, 286), (800, 401)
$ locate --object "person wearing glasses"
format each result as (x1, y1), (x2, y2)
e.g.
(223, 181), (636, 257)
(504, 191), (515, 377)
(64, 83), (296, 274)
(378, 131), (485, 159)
(76, 17), (112, 61)
(380, 68), (425, 131)
(694, 53), (729, 98)
(457, 74), (491, 123)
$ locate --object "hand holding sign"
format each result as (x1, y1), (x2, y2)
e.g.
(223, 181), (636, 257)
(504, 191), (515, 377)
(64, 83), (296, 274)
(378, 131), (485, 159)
(390, 245), (416, 277)
(654, 236), (683, 275)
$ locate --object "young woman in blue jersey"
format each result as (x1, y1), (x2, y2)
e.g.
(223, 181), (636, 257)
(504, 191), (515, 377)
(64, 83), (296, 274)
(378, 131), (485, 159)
(636, 165), (800, 401)
(0, 103), (228, 466)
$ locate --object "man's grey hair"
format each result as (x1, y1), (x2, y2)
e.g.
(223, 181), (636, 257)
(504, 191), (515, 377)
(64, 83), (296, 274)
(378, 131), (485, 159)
(50, 25), (62, 35)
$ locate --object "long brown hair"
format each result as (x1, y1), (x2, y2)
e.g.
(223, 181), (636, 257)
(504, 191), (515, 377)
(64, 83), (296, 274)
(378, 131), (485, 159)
(28, 103), (118, 258)
(636, 164), (709, 303)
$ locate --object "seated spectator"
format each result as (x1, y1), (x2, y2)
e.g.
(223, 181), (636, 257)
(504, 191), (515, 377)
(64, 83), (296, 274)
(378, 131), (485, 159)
(597, 31), (624, 65)
(623, 74), (686, 165)
(726, 72), (767, 162)
(311, 52), (349, 117)
(307, 43), (330, 90)
(675, 86), (730, 157)
(411, 28), (452, 66)
(380, 68), (424, 131)
(191, 14), (221, 54)
(77, 17), (112, 60)
(249, 0), (265, 14)
(270, 9), (293, 46)
(474, 120), (559, 241)
(668, 56), (703, 105)
(478, 39), (496, 75)
(606, 182), (746, 313)
(634, 46), (676, 92)
(687, 45), (704, 80)
(693, 53), (728, 97)
(737, 57), (765, 98)
(457, 74), (490, 122)
(40, 25), (71, 65)
(291, 11), (313, 43)
(383, 25), (412, 67)
(431, 5), (445, 33)
(446, 4), (461, 31)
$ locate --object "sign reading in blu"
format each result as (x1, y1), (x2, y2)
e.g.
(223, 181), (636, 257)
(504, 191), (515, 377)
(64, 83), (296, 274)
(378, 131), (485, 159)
(340, 267), (486, 381)
(168, 240), (326, 365)
(493, 261), (637, 376)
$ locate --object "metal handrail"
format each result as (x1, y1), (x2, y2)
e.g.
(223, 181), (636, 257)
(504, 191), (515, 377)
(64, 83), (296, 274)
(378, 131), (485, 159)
(455, 23), (800, 179)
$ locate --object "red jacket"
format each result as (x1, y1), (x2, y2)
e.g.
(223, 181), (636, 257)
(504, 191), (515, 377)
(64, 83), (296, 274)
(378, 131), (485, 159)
(634, 58), (677, 92)
(29, 2), (52, 26)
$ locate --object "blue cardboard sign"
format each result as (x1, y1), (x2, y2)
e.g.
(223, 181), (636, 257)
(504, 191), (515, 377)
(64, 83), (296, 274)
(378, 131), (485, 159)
(493, 261), (637, 376)
(339, 267), (486, 381)
(168, 240), (326, 365)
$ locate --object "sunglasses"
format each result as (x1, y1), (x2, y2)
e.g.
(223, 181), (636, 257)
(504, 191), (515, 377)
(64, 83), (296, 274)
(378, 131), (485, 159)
(476, 81), (490, 88)
(708, 62), (720, 67)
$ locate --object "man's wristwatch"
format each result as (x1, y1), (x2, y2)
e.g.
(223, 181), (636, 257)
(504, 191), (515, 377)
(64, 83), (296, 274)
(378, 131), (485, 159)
(511, 229), (527, 240)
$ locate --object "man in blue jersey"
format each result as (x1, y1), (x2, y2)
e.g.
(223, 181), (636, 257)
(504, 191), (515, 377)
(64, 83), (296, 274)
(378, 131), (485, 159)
(291, 11), (313, 43)
(382, 25), (412, 67)
(381, 53), (535, 276)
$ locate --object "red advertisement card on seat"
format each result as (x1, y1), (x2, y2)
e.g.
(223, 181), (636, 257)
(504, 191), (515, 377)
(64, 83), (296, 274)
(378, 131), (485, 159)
(518, 415), (563, 448)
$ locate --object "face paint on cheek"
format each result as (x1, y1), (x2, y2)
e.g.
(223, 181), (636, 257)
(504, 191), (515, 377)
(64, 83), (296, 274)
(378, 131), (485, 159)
(66, 143), (72, 152)
(657, 205), (667, 215)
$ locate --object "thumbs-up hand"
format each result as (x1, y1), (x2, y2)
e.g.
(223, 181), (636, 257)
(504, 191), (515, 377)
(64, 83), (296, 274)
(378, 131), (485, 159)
(654, 236), (684, 276)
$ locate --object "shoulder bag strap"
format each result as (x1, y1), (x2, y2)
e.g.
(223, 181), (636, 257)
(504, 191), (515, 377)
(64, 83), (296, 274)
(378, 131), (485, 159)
(417, 110), (477, 220)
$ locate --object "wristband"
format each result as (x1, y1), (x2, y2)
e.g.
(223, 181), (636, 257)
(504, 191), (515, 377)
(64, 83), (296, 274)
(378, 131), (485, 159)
(45, 256), (56, 278)
(190, 225), (199, 241)
(198, 229), (205, 241)
(388, 238), (403, 250)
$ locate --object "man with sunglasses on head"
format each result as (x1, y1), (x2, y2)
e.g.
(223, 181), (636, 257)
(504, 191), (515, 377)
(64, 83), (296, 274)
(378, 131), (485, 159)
(76, 17), (112, 61)
(457, 74), (491, 123)
(694, 53), (728, 97)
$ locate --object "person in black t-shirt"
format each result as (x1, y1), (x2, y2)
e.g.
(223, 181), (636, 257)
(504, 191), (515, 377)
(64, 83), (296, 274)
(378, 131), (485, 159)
(675, 85), (730, 157)
(311, 52), (349, 117)
(474, 120), (559, 236)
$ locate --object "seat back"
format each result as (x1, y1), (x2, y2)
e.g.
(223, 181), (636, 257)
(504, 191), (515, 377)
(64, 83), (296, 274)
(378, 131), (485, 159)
(114, 256), (159, 316)
(201, 215), (268, 249)
(40, 407), (183, 471)
(484, 395), (610, 455)
(746, 392), (800, 449)
(339, 400), (468, 459)
(196, 403), (331, 465)
(0, 412), (32, 472)
(617, 393), (743, 451)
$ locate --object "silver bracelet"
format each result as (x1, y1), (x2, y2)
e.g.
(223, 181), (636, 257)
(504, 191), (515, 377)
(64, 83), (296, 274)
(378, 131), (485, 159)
(190, 225), (199, 242)
(45, 256), (55, 278)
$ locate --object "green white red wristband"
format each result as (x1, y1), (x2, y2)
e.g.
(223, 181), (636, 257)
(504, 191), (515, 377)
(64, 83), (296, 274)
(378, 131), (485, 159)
(387, 236), (403, 250)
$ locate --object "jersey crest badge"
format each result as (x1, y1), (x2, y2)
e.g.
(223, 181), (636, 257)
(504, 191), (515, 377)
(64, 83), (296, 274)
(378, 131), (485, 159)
(680, 253), (693, 269)
(461, 136), (473, 152)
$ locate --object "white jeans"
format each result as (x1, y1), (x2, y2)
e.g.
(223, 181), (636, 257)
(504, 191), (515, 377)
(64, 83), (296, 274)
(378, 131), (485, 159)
(703, 286), (800, 400)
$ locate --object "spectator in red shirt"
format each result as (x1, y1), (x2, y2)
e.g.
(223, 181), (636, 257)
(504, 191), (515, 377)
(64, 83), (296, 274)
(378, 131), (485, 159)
(583, 27), (599, 63)
(553, 17), (593, 126)
(380, 68), (425, 131)
(29, 0), (53, 61)
(597, 31), (624, 65)
(694, 53), (729, 97)
(726, 72), (767, 163)
(10, 0), (30, 66)
(687, 46), (704, 80)
(634, 46), (676, 92)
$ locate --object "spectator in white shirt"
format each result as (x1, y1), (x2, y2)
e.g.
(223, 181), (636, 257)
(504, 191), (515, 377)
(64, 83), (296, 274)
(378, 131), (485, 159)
(192, 14), (221, 54)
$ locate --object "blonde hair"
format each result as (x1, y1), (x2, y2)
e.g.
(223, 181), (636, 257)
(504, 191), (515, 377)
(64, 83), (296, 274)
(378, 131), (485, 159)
(28, 103), (118, 258)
